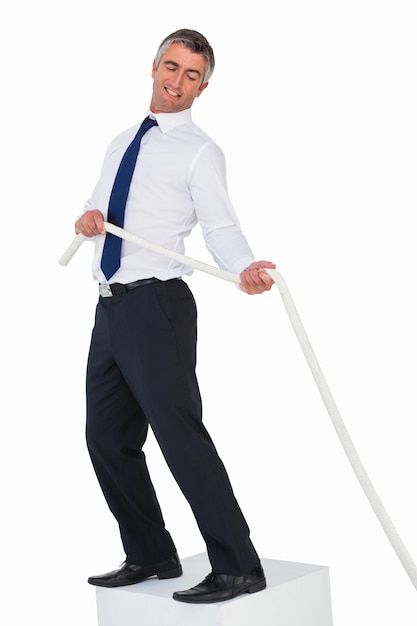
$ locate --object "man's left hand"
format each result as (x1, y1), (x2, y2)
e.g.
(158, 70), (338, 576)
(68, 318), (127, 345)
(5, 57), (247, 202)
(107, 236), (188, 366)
(239, 261), (276, 295)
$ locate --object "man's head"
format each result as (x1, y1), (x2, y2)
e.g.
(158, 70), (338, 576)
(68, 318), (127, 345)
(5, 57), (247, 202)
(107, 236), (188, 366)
(150, 29), (215, 114)
(155, 29), (215, 84)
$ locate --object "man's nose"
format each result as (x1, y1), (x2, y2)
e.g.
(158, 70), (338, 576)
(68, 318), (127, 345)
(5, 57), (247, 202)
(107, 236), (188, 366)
(171, 72), (185, 89)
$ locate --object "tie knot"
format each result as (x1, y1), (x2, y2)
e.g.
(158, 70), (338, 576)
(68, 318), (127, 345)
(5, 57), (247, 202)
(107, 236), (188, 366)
(141, 116), (158, 133)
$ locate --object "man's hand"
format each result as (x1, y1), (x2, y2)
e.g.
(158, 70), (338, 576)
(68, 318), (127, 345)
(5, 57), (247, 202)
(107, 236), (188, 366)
(75, 209), (106, 237)
(239, 261), (276, 295)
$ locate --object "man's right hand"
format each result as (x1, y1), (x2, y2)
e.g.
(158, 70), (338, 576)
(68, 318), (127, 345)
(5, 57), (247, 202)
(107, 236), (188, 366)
(75, 209), (106, 237)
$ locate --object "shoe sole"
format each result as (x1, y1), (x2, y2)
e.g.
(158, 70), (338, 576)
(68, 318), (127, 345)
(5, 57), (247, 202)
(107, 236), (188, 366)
(88, 565), (183, 587)
(173, 578), (267, 603)
(157, 566), (183, 579)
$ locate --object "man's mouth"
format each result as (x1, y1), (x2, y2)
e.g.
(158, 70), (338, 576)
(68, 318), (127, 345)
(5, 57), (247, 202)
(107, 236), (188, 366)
(165, 87), (180, 98)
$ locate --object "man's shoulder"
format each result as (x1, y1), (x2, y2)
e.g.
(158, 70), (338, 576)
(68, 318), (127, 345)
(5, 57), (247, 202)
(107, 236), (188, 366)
(105, 123), (140, 155)
(186, 119), (216, 143)
(175, 120), (223, 155)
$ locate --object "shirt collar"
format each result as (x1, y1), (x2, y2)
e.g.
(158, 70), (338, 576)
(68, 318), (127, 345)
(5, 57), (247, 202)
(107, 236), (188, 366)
(148, 108), (192, 134)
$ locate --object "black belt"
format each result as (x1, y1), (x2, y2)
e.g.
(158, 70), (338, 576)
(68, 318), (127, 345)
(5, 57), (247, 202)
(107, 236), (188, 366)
(99, 278), (161, 297)
(99, 277), (181, 297)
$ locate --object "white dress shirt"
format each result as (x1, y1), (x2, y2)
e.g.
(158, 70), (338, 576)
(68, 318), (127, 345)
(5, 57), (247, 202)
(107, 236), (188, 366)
(84, 108), (255, 284)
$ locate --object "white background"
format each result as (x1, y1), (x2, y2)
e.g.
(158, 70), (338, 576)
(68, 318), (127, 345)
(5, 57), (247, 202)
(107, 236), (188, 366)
(1, 1), (416, 624)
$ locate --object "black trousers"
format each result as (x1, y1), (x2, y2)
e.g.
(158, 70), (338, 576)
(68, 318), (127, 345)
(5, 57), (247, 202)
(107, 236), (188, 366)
(85, 278), (260, 575)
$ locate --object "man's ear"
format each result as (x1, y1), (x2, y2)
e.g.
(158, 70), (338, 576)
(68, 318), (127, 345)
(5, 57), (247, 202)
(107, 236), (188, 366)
(197, 81), (209, 97)
(151, 59), (157, 78)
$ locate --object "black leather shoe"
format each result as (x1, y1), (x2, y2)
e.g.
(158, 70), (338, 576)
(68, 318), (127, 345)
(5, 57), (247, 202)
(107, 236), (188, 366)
(87, 552), (182, 587)
(172, 565), (266, 603)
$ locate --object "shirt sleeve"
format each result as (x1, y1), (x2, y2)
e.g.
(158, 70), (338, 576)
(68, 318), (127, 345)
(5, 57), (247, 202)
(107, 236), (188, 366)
(188, 141), (255, 274)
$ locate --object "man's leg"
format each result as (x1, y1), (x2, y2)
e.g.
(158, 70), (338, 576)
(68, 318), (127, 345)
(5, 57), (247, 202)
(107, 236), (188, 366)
(85, 297), (177, 565)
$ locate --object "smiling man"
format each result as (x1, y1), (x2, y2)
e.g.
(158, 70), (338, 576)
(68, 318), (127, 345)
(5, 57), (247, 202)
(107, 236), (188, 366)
(150, 41), (209, 113)
(74, 29), (275, 604)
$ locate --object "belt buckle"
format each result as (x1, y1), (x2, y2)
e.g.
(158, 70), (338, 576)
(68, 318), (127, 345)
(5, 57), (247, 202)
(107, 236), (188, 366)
(99, 284), (113, 297)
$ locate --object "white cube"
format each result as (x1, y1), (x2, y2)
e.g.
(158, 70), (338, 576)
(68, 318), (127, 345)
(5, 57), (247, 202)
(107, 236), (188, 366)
(96, 552), (333, 626)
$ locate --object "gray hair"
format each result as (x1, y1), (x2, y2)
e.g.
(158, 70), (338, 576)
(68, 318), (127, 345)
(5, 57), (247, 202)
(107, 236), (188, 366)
(155, 29), (215, 84)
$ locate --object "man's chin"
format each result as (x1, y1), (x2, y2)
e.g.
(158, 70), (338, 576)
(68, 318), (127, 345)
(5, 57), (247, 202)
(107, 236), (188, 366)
(153, 101), (185, 114)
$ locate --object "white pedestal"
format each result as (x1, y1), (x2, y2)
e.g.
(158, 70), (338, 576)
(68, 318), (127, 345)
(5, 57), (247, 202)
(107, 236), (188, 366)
(95, 553), (333, 626)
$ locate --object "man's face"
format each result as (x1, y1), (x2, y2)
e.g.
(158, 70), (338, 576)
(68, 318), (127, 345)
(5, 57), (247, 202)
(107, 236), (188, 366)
(150, 42), (208, 113)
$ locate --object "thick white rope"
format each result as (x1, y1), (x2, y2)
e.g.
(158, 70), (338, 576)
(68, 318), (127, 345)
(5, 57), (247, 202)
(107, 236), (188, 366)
(59, 222), (417, 591)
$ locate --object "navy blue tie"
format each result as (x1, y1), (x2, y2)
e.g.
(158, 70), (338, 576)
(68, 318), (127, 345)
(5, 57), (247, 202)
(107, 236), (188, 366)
(101, 116), (158, 280)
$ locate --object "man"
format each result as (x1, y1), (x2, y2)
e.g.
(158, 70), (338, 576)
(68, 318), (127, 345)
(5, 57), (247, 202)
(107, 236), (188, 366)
(75, 28), (276, 604)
